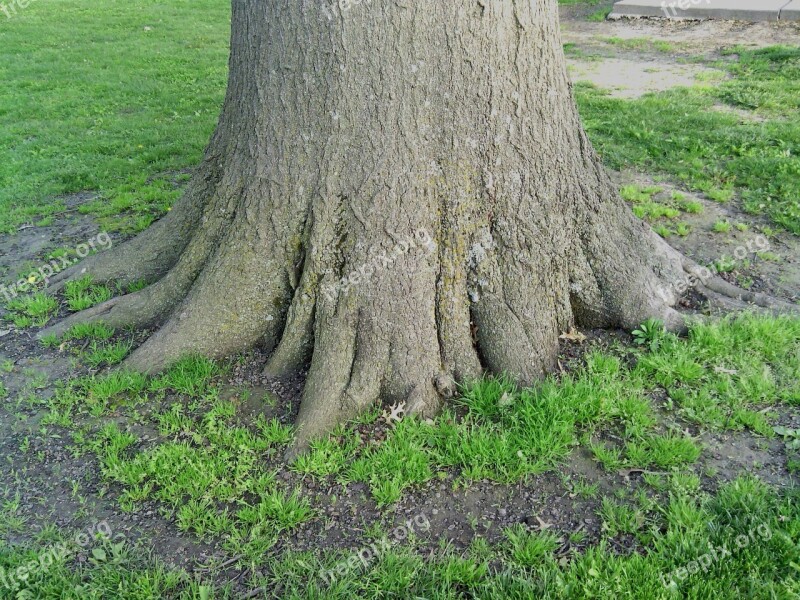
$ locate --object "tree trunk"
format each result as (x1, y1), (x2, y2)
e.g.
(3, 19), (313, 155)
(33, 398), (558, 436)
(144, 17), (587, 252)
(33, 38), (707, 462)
(41, 0), (789, 448)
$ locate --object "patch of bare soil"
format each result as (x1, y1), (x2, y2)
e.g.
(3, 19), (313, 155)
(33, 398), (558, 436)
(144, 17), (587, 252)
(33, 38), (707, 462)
(561, 10), (800, 97)
(562, 13), (800, 55)
(567, 56), (721, 98)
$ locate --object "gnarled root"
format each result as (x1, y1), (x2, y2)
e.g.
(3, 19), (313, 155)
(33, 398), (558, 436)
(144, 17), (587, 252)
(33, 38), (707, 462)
(44, 162), (224, 294)
(681, 259), (798, 314)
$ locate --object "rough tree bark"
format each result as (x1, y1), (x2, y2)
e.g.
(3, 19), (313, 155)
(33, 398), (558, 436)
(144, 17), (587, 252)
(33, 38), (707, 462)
(41, 0), (795, 448)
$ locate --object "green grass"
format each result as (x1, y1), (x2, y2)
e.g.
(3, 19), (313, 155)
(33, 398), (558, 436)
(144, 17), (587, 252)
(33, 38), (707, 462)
(81, 339), (133, 368)
(47, 316), (798, 527)
(2, 276), (114, 330)
(149, 355), (220, 397)
(1, 3), (795, 240)
(503, 525), (561, 567)
(43, 370), (149, 424)
(65, 276), (113, 312)
(19, 312), (800, 593)
(587, 8), (611, 22)
(63, 322), (116, 342)
(0, 533), (214, 598)
(576, 46), (800, 233)
(713, 220), (732, 234)
(719, 46), (800, 114)
(602, 36), (677, 53)
(636, 314), (800, 434)
(94, 409), (308, 561)
(252, 476), (800, 598)
(5, 475), (796, 598)
(4, 292), (58, 327)
(618, 185), (706, 237)
(0, 0), (230, 234)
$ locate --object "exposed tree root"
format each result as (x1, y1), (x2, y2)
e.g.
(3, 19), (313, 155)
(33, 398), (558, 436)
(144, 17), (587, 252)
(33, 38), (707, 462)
(682, 259), (799, 314)
(45, 209), (189, 295)
(44, 162), (225, 294)
(40, 269), (194, 340)
(119, 180), (308, 373)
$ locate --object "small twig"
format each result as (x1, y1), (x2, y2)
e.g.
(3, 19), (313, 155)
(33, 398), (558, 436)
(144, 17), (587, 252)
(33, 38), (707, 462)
(196, 553), (244, 573)
(241, 586), (267, 599)
(223, 567), (248, 587)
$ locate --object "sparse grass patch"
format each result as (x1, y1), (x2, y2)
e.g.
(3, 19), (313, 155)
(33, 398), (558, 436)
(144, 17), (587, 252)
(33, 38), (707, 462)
(64, 322), (116, 342)
(632, 202), (681, 221)
(0, 533), (205, 598)
(600, 496), (645, 537)
(23, 315), (800, 591)
(636, 314), (800, 432)
(624, 433), (702, 469)
(81, 339), (133, 369)
(4, 292), (58, 328)
(291, 427), (361, 480)
(251, 476), (800, 599)
(587, 8), (611, 22)
(91, 399), (310, 561)
(346, 419), (433, 506)
(621, 184), (661, 203)
(65, 276), (114, 312)
(302, 315), (799, 503)
(149, 355), (219, 397)
(601, 36), (676, 53)
(503, 525), (561, 567)
(713, 220), (732, 233)
(0, 495), (27, 536)
(44, 370), (148, 423)
(311, 350), (687, 500)
(12, 477), (800, 596)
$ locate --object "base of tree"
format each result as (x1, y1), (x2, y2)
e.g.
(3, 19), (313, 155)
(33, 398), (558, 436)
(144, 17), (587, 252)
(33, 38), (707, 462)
(39, 0), (798, 450)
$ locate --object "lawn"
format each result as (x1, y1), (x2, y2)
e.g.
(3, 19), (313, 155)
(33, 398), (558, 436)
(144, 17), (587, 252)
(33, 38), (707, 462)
(0, 0), (229, 234)
(1, 1), (799, 598)
(1, 1), (798, 236)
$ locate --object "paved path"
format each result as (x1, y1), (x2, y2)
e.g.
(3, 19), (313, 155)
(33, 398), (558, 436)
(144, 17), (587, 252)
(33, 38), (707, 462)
(610, 0), (800, 21)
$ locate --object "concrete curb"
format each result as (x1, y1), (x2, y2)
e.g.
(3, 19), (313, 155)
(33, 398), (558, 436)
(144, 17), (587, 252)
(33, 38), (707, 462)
(781, 0), (800, 20)
(610, 0), (798, 21)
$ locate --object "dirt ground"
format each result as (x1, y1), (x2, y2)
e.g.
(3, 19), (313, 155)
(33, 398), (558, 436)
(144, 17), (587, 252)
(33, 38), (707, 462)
(1, 10), (798, 595)
(564, 10), (800, 98)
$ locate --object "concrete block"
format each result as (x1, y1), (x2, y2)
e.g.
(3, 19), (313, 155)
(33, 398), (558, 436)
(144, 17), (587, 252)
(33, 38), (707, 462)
(610, 0), (788, 21)
(781, 0), (800, 20)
